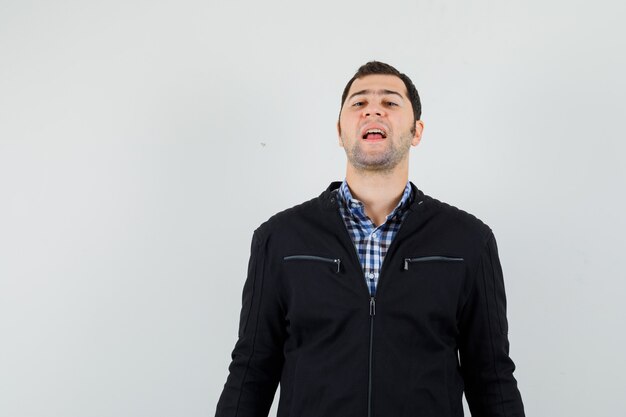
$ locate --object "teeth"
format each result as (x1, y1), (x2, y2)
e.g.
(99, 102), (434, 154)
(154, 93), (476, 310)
(363, 128), (386, 139)
(362, 128), (387, 139)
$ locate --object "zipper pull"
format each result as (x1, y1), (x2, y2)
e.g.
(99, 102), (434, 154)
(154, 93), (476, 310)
(369, 297), (376, 316)
(334, 258), (341, 273)
(404, 258), (410, 270)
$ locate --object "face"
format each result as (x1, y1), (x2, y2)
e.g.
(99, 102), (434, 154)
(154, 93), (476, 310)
(337, 74), (423, 172)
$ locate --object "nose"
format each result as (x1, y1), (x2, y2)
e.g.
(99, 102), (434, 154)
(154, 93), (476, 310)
(363, 102), (385, 118)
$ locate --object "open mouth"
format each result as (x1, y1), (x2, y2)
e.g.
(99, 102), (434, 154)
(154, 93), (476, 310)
(361, 128), (387, 140)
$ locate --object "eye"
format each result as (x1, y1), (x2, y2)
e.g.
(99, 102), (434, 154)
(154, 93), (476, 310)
(352, 101), (364, 107)
(386, 101), (398, 107)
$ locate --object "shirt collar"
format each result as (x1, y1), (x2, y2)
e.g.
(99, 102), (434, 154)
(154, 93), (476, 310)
(337, 179), (413, 220)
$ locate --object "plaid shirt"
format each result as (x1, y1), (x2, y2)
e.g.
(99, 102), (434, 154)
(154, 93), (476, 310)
(335, 180), (413, 296)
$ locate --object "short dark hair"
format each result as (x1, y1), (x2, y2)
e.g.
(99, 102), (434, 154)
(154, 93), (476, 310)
(339, 61), (421, 122)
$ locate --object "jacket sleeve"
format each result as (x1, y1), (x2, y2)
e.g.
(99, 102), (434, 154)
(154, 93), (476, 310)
(458, 231), (525, 417)
(215, 230), (286, 417)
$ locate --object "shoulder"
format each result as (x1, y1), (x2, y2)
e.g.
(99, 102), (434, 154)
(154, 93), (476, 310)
(252, 182), (342, 241)
(419, 192), (494, 246)
(253, 194), (324, 241)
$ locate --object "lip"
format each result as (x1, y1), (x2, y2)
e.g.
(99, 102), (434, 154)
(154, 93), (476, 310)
(360, 123), (388, 140)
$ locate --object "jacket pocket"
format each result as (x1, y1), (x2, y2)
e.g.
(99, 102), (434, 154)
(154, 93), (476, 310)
(397, 256), (467, 340)
(283, 255), (342, 273)
(403, 256), (464, 270)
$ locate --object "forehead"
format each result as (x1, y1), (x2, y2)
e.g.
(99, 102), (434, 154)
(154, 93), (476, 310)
(347, 74), (408, 99)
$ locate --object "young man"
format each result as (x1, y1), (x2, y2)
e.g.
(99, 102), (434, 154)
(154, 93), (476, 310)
(215, 61), (525, 417)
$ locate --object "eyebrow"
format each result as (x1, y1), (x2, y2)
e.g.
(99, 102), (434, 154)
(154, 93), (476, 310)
(347, 89), (405, 101)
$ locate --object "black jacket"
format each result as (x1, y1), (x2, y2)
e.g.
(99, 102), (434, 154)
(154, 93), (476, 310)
(216, 182), (525, 417)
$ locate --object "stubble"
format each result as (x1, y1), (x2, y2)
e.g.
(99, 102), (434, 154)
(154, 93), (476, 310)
(341, 126), (415, 174)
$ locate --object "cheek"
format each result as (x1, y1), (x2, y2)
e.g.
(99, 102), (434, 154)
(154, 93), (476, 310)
(338, 119), (354, 137)
(340, 110), (359, 124)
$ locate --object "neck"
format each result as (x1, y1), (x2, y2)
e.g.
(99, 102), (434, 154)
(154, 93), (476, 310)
(344, 160), (409, 226)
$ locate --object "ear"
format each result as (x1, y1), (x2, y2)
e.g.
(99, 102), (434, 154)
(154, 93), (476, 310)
(337, 121), (344, 147)
(411, 120), (424, 146)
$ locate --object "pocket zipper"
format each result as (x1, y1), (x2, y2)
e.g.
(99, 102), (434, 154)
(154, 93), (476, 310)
(403, 256), (464, 270)
(283, 255), (341, 273)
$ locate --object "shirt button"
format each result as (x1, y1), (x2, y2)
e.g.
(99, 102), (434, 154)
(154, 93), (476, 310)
(368, 273), (375, 279)
(371, 232), (378, 239)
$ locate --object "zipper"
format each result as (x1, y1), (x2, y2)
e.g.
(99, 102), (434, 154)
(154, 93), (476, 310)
(283, 255), (341, 273)
(368, 296), (375, 417)
(403, 256), (464, 270)
(334, 212), (378, 417)
(331, 193), (425, 417)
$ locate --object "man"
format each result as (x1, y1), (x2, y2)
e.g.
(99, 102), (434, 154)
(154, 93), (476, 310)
(215, 61), (525, 417)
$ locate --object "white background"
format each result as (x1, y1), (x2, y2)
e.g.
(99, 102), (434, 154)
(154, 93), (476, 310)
(1, 0), (625, 416)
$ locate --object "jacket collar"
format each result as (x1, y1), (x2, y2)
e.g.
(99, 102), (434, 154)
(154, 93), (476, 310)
(319, 181), (425, 211)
